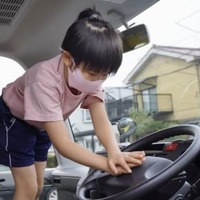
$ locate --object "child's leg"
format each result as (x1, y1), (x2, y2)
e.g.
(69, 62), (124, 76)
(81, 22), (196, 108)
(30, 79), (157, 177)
(0, 97), (51, 200)
(0, 96), (46, 200)
(35, 161), (47, 200)
(11, 165), (38, 200)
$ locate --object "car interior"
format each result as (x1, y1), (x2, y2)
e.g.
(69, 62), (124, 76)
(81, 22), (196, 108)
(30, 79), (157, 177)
(1, 0), (200, 200)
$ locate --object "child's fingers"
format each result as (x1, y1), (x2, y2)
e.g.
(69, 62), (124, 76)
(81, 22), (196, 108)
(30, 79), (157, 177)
(124, 151), (146, 160)
(121, 151), (146, 167)
(108, 158), (132, 175)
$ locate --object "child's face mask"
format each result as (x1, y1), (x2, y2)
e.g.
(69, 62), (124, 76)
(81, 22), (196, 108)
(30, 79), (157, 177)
(67, 67), (104, 93)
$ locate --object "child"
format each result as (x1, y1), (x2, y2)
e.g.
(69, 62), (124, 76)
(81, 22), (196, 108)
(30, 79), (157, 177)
(0, 8), (145, 200)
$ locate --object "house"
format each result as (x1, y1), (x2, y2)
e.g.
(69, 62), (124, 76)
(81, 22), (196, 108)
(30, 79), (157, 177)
(123, 45), (200, 123)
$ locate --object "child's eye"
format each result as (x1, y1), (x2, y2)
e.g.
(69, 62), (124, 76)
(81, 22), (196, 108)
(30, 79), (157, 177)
(102, 73), (108, 77)
(88, 71), (98, 76)
(88, 71), (109, 79)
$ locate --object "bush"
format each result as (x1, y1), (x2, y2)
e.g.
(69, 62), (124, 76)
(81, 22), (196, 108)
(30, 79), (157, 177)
(129, 108), (177, 141)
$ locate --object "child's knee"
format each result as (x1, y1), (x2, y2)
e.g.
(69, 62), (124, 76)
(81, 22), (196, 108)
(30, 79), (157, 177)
(14, 182), (38, 199)
(26, 182), (39, 196)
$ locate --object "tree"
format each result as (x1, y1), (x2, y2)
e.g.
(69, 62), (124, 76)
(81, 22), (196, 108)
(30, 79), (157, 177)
(129, 108), (177, 141)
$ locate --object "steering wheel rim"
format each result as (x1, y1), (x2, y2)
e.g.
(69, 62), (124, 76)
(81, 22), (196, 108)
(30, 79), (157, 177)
(76, 125), (200, 200)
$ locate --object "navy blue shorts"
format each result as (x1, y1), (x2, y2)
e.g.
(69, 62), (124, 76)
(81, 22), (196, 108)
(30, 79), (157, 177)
(0, 96), (51, 167)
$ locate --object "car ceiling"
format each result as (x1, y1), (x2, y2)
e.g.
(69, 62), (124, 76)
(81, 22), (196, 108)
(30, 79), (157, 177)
(0, 0), (159, 70)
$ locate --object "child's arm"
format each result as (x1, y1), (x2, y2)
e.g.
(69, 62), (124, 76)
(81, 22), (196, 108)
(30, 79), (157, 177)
(43, 121), (110, 172)
(88, 101), (145, 175)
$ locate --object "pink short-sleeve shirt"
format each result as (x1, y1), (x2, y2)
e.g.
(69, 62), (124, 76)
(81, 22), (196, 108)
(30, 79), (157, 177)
(2, 54), (104, 129)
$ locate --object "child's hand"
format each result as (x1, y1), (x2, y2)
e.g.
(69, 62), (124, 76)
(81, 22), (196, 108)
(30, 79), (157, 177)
(107, 151), (145, 175)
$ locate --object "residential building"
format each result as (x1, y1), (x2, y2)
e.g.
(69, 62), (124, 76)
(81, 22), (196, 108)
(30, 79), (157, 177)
(123, 45), (200, 123)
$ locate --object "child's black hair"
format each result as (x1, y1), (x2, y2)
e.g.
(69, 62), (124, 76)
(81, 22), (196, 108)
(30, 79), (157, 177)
(61, 8), (123, 75)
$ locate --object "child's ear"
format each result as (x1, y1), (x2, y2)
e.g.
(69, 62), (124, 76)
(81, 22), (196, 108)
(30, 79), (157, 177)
(62, 51), (74, 68)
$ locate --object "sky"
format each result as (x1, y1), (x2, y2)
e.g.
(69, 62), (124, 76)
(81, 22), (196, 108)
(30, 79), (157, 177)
(0, 0), (200, 92)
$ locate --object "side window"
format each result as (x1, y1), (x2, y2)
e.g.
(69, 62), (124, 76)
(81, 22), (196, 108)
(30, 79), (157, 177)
(69, 87), (135, 152)
(69, 107), (103, 153)
(82, 109), (92, 123)
(0, 164), (10, 172)
(0, 56), (25, 95)
(46, 146), (58, 168)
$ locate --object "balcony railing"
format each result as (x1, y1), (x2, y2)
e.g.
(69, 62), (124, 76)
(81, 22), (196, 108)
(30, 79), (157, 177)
(105, 94), (173, 122)
(106, 96), (134, 122)
(134, 93), (173, 114)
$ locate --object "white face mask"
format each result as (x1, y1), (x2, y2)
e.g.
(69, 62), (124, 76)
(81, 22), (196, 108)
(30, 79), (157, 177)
(67, 67), (104, 93)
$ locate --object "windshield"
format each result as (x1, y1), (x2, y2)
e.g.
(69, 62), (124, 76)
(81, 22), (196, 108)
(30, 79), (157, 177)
(69, 0), (200, 152)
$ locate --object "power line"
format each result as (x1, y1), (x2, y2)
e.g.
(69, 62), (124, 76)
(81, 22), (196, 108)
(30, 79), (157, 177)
(176, 10), (200, 34)
(158, 63), (195, 77)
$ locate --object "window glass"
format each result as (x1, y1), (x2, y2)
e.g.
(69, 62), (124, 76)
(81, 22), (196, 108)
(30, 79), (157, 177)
(0, 164), (10, 172)
(70, 87), (135, 152)
(82, 109), (92, 123)
(70, 108), (103, 152)
(46, 146), (58, 168)
(142, 87), (157, 112)
(0, 56), (25, 95)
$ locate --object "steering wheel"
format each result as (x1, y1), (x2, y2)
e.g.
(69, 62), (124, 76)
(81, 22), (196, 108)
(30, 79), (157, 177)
(76, 125), (200, 200)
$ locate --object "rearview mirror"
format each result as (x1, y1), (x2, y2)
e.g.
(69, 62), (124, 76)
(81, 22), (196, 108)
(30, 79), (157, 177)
(121, 24), (149, 53)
